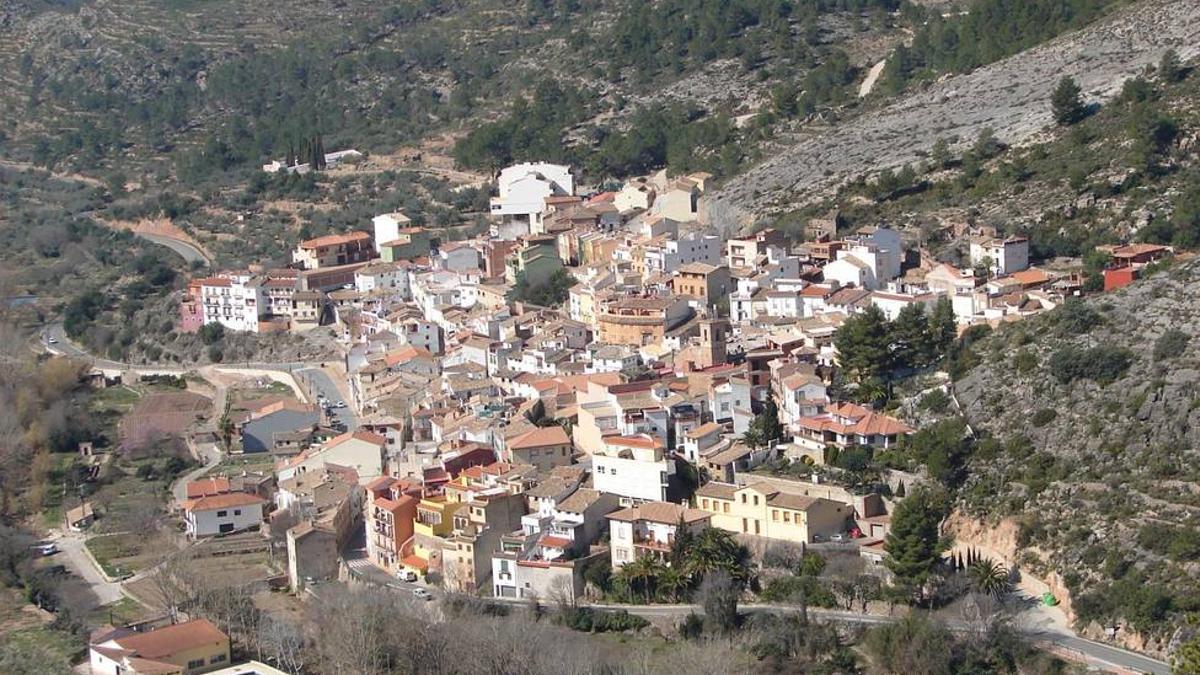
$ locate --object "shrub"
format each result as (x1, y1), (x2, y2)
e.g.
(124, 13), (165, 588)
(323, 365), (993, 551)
(560, 607), (648, 633)
(1153, 329), (1189, 361)
(1013, 350), (1038, 374)
(1052, 298), (1102, 335)
(759, 574), (838, 607)
(918, 389), (950, 413)
(1048, 345), (1133, 384)
(1030, 409), (1057, 427)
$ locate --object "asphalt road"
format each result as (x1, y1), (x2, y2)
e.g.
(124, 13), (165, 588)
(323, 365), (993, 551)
(138, 232), (209, 266)
(49, 532), (125, 606)
(298, 367), (358, 431)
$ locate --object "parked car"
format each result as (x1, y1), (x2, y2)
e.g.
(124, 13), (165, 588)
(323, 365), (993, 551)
(36, 543), (58, 556)
(335, 401), (347, 409)
(830, 533), (848, 544)
(47, 337), (59, 345)
(397, 570), (418, 583)
(412, 588), (433, 601)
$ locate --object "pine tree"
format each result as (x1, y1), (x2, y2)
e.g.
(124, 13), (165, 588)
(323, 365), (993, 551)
(1158, 49), (1183, 84)
(927, 297), (957, 359)
(834, 305), (893, 387)
(286, 142), (295, 168)
(884, 487), (949, 604)
(895, 480), (907, 498)
(1051, 76), (1086, 126)
(891, 303), (933, 371)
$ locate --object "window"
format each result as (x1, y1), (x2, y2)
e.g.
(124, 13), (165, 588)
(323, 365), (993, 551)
(210, 654), (227, 664)
(701, 499), (709, 509)
(216, 510), (227, 517)
(754, 520), (761, 535)
(771, 510), (779, 522)
(597, 466), (606, 474)
(610, 468), (617, 476)
(741, 518), (748, 533)
(188, 659), (206, 669)
(233, 509), (241, 516)
(723, 503), (730, 513)
(784, 512), (791, 523)
(740, 494), (746, 504)
(753, 495), (759, 506)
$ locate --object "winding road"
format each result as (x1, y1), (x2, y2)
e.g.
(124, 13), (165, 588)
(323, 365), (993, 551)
(137, 232), (209, 266)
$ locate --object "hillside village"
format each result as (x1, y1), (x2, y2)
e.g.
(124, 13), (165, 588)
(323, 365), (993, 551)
(48, 144), (1177, 670)
(4, 0), (1200, 670)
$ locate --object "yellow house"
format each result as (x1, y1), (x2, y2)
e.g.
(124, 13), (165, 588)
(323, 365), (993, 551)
(407, 495), (466, 573)
(89, 618), (230, 675)
(695, 480), (850, 544)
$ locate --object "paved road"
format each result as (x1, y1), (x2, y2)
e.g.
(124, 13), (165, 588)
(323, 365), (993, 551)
(49, 532), (125, 606)
(298, 367), (358, 431)
(170, 442), (223, 505)
(137, 232), (209, 266)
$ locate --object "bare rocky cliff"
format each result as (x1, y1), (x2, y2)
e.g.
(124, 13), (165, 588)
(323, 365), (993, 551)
(705, 0), (1200, 227)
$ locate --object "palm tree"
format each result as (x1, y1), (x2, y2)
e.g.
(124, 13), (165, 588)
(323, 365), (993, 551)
(969, 558), (1012, 599)
(619, 555), (665, 603)
(656, 565), (689, 603)
(685, 527), (752, 587)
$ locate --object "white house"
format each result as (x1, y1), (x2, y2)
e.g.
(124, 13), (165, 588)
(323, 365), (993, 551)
(588, 344), (640, 374)
(592, 435), (676, 505)
(372, 212), (411, 253)
(606, 501), (711, 569)
(355, 261), (409, 297)
(182, 492), (266, 538)
(90, 618), (231, 675)
(278, 430), (387, 483)
(856, 226), (903, 281)
(490, 163), (574, 239)
(199, 273), (266, 332)
(823, 254), (875, 290)
(970, 236), (1030, 277)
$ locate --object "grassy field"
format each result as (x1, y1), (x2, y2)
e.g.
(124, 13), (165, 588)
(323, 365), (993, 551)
(217, 452), (278, 473)
(86, 596), (149, 629)
(85, 532), (164, 578)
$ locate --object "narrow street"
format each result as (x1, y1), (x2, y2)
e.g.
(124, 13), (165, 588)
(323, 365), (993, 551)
(49, 531), (125, 607)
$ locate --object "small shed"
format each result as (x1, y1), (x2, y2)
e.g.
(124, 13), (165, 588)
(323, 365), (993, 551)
(66, 502), (95, 531)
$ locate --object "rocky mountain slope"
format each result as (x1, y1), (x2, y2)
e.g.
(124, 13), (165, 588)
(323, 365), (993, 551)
(952, 258), (1200, 652)
(705, 0), (1200, 227)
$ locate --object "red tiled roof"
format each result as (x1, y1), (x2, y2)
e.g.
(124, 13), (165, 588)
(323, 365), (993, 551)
(108, 619), (227, 659)
(299, 231), (371, 249)
(327, 430), (387, 448)
(540, 535), (573, 549)
(181, 492), (266, 512)
(185, 477), (231, 498)
(799, 402), (912, 437)
(507, 426), (570, 450)
(605, 434), (664, 450)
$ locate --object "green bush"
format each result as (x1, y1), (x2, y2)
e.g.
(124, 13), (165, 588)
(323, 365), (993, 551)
(1030, 409), (1057, 427)
(918, 389), (950, 414)
(759, 575), (837, 607)
(1153, 329), (1190, 361)
(559, 607), (649, 633)
(1048, 344), (1133, 384)
(1012, 350), (1038, 374)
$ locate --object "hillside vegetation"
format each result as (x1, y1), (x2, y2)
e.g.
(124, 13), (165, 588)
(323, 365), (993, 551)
(950, 262), (1200, 644)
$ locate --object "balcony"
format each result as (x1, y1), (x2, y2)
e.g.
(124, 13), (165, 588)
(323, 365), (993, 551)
(633, 535), (673, 552)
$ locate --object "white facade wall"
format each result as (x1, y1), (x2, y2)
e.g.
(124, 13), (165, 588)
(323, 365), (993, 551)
(201, 276), (264, 333)
(593, 454), (672, 503)
(186, 503), (264, 538)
